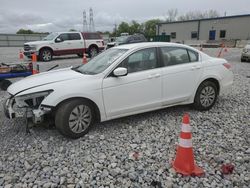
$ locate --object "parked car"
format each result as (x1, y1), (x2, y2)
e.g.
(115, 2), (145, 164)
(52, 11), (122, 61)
(5, 42), (233, 138)
(241, 43), (250, 62)
(23, 32), (105, 61)
(106, 34), (147, 49)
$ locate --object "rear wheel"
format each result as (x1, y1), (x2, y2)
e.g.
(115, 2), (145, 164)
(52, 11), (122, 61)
(39, 48), (53, 62)
(193, 81), (218, 111)
(55, 99), (94, 139)
(88, 46), (98, 58)
(241, 58), (245, 62)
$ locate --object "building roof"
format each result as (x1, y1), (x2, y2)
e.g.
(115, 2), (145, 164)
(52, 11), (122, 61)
(157, 14), (250, 26)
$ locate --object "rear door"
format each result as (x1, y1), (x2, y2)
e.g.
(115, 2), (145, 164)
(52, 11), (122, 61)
(68, 33), (84, 54)
(159, 47), (203, 105)
(102, 47), (162, 119)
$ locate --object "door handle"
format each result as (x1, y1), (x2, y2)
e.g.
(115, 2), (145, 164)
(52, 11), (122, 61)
(154, 73), (161, 78)
(191, 66), (202, 70)
(147, 73), (161, 79)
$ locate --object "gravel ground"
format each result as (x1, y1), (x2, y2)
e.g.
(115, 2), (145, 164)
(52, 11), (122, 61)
(0, 47), (249, 188)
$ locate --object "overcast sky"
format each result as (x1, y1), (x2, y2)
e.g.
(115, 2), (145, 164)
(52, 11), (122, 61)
(0, 0), (249, 33)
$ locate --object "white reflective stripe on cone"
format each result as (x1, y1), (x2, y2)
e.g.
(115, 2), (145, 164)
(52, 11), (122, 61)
(179, 138), (192, 148)
(181, 124), (192, 133)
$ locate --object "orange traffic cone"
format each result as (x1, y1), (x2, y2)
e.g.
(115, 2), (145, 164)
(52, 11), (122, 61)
(83, 53), (87, 64)
(31, 53), (39, 74)
(172, 113), (204, 176)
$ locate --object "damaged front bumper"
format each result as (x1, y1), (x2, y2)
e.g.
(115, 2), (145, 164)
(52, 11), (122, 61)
(4, 91), (53, 123)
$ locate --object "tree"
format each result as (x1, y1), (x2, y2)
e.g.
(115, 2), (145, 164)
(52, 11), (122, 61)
(16, 29), (35, 34)
(69, 29), (77, 31)
(178, 10), (220, 21)
(165, 9), (178, 22)
(129, 20), (143, 34)
(143, 19), (161, 36)
(117, 22), (130, 36)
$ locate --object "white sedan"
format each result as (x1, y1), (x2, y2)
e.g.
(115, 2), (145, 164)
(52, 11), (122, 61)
(4, 42), (233, 138)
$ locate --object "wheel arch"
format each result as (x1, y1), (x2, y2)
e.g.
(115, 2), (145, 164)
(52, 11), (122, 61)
(53, 97), (101, 123)
(199, 77), (220, 94)
(39, 46), (54, 55)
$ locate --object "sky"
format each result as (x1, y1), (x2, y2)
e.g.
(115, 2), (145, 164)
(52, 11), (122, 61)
(0, 0), (249, 33)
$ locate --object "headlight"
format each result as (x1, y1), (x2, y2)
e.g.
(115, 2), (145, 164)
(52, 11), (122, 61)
(243, 48), (249, 53)
(15, 90), (53, 108)
(30, 45), (37, 51)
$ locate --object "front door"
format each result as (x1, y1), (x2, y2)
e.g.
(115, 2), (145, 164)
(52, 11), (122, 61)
(53, 33), (71, 55)
(209, 30), (216, 40)
(102, 47), (162, 119)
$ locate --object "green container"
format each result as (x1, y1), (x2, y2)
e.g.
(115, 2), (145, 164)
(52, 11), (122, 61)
(146, 35), (170, 42)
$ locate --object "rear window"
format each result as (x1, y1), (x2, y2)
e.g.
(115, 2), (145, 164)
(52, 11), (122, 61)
(84, 33), (101, 40)
(188, 50), (199, 62)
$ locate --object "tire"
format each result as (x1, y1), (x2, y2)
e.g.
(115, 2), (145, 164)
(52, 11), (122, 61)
(241, 58), (245, 62)
(88, 46), (98, 58)
(55, 99), (95, 139)
(193, 81), (218, 111)
(0, 80), (12, 91)
(39, 48), (53, 62)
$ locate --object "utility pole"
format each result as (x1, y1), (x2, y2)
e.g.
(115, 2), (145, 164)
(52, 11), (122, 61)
(89, 8), (95, 32)
(114, 23), (117, 37)
(83, 10), (88, 32)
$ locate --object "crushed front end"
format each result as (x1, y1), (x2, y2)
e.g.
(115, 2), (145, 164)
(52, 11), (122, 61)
(4, 90), (53, 124)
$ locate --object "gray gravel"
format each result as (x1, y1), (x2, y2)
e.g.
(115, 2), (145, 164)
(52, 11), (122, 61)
(0, 47), (249, 187)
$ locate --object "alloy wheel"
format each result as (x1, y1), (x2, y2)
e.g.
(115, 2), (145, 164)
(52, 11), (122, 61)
(68, 105), (92, 133)
(200, 86), (216, 107)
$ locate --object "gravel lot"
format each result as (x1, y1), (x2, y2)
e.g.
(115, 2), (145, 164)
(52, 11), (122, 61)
(0, 47), (249, 188)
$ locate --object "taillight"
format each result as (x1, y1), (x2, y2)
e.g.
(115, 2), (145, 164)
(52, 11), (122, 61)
(223, 63), (231, 69)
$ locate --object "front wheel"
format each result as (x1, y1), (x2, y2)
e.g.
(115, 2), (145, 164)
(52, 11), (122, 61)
(39, 49), (53, 62)
(193, 81), (218, 111)
(55, 99), (94, 139)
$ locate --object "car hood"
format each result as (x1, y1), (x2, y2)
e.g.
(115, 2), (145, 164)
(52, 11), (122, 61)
(24, 41), (52, 46)
(8, 67), (83, 95)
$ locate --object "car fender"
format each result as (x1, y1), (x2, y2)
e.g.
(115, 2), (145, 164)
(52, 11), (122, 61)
(190, 74), (222, 102)
(42, 90), (107, 121)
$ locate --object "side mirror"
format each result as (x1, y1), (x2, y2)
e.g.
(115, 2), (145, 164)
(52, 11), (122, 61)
(55, 37), (63, 43)
(113, 67), (127, 77)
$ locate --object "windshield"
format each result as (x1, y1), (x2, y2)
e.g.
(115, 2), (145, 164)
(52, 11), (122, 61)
(43, 33), (58, 41)
(76, 48), (128, 75)
(116, 36), (128, 43)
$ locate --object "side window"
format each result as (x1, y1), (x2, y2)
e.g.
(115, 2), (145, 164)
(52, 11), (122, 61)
(188, 50), (199, 62)
(58, 34), (69, 41)
(69, 33), (81, 40)
(160, 47), (190, 66)
(86, 33), (101, 39)
(120, 48), (157, 73)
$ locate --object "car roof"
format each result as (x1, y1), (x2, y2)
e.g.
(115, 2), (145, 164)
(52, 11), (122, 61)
(113, 42), (197, 51)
